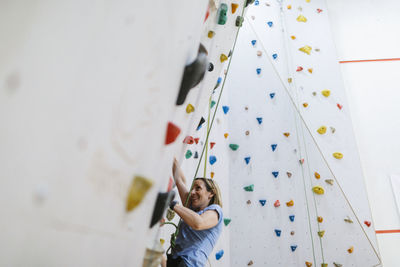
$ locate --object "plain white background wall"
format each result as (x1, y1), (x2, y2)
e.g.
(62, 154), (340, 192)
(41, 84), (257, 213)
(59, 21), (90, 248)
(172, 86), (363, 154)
(326, 1), (400, 266)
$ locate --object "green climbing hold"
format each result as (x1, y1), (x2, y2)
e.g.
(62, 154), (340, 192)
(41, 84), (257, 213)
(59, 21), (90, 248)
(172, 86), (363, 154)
(210, 100), (216, 109)
(185, 150), (192, 159)
(229, 144), (239, 151)
(244, 184), (254, 192)
(236, 16), (244, 27)
(224, 218), (232, 226)
(218, 3), (228, 25)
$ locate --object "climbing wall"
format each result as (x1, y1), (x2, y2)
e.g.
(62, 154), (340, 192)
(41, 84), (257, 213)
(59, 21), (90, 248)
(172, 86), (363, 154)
(220, 0), (382, 266)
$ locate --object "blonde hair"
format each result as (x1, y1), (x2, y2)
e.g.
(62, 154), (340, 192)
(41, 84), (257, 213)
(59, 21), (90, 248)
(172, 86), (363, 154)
(195, 178), (223, 208)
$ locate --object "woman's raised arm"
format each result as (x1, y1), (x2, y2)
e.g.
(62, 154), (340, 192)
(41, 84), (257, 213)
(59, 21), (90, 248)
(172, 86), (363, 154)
(172, 157), (190, 206)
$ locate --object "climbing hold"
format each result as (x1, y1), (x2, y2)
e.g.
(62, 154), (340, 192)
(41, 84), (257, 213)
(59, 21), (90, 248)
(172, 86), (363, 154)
(275, 229), (282, 237)
(321, 264), (328, 267)
(297, 15), (307, 22)
(337, 103), (343, 110)
(126, 176), (153, 212)
(312, 92), (317, 96)
(317, 126), (327, 135)
(272, 171), (279, 178)
(229, 144), (239, 151)
(286, 200), (294, 207)
(210, 100), (216, 108)
(166, 208), (175, 221)
(210, 142), (216, 149)
(288, 78), (293, 83)
(208, 62), (214, 72)
(245, 106), (249, 111)
(245, 130), (250, 136)
(216, 249), (224, 260)
(318, 230), (325, 238)
(194, 151), (199, 159)
(287, 172), (292, 178)
(231, 3), (239, 13)
(165, 122), (181, 145)
(210, 172), (214, 178)
(186, 104), (195, 113)
(259, 199), (266, 206)
(272, 53), (278, 60)
(330, 127), (336, 133)
(364, 221), (371, 227)
(287, 5), (292, 9)
(267, 21), (273, 27)
(333, 152), (343, 159)
(314, 172), (321, 179)
(344, 216), (354, 223)
(321, 90), (331, 97)
(317, 8), (323, 13)
(236, 16), (244, 27)
(214, 77), (222, 89)
(333, 263), (342, 267)
(303, 103), (308, 108)
(274, 200), (280, 207)
(222, 106), (230, 114)
(208, 31), (215, 38)
(283, 132), (290, 137)
(291, 35), (296, 40)
(291, 231), (295, 235)
(224, 133), (229, 139)
(224, 218), (232, 226)
(305, 262), (313, 267)
(160, 239), (165, 245)
(251, 40), (257, 46)
(220, 54), (228, 63)
(185, 150), (193, 159)
(209, 155), (217, 165)
(271, 144), (277, 151)
(289, 215), (295, 222)
(291, 245), (297, 252)
(308, 68), (313, 73)
(270, 93), (275, 99)
(299, 45), (312, 55)
(317, 216), (323, 223)
(299, 159), (305, 164)
(244, 184), (254, 192)
(325, 179), (334, 185)
(296, 66), (303, 72)
(248, 260), (254, 266)
(348, 246), (354, 253)
(194, 138), (199, 144)
(218, 3), (228, 25)
(183, 136), (194, 145)
(313, 185), (325, 195)
(256, 50), (263, 57)
(256, 117), (263, 124)
(244, 157), (251, 164)
(197, 117), (205, 130)
(256, 68), (262, 75)
(247, 200), (252, 204)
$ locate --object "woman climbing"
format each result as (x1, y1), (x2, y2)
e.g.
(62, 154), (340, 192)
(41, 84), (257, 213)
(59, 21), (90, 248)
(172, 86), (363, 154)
(166, 157), (223, 267)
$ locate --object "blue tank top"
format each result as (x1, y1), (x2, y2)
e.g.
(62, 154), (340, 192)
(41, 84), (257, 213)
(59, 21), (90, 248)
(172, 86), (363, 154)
(173, 204), (223, 267)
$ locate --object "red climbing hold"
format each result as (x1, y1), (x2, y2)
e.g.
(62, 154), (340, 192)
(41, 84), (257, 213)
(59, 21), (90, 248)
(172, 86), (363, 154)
(165, 122), (181, 145)
(204, 6), (210, 22)
(274, 200), (280, 207)
(337, 103), (343, 110)
(364, 221), (371, 227)
(183, 136), (194, 144)
(194, 137), (199, 144)
(210, 142), (216, 149)
(167, 176), (174, 192)
(296, 66), (303, 72)
(317, 8), (323, 13)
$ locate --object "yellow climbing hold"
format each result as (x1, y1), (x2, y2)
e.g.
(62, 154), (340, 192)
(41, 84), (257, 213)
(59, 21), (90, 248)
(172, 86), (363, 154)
(306, 0), (311, 2)
(287, 5), (292, 9)
(312, 186), (325, 195)
(208, 31), (215, 39)
(286, 200), (294, 207)
(305, 262), (312, 267)
(224, 133), (229, 139)
(220, 54), (228, 63)
(186, 104), (195, 113)
(321, 90), (331, 97)
(303, 103), (308, 108)
(314, 172), (321, 179)
(299, 45), (312, 55)
(297, 15), (307, 22)
(308, 68), (313, 73)
(318, 230), (325, 237)
(283, 132), (290, 137)
(126, 175), (153, 212)
(211, 172), (215, 178)
(321, 264), (328, 267)
(291, 35), (296, 40)
(160, 239), (165, 245)
(288, 78), (293, 83)
(231, 3), (239, 14)
(317, 126), (327, 134)
(333, 152), (343, 159)
(348, 246), (354, 253)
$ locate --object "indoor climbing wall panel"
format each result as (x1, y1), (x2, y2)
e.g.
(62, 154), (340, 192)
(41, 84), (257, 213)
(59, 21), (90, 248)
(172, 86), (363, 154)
(221, 0), (381, 266)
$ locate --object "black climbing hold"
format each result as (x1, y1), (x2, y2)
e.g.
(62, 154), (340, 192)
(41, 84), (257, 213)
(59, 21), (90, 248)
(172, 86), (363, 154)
(197, 117), (206, 130)
(149, 191), (176, 228)
(245, 0), (255, 7)
(208, 62), (214, 72)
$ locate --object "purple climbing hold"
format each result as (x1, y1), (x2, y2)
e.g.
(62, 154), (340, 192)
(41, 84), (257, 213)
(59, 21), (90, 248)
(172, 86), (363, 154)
(271, 144), (277, 151)
(275, 229), (282, 237)
(259, 199), (266, 206)
(222, 106), (230, 114)
(272, 53), (278, 60)
(244, 157), (251, 164)
(209, 155), (217, 165)
(267, 21), (273, 27)
(256, 68), (261, 75)
(216, 250), (224, 260)
(289, 215), (295, 222)
(272, 171), (279, 178)
(256, 117), (263, 124)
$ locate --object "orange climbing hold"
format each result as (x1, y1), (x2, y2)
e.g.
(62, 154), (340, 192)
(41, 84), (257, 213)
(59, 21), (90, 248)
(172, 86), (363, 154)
(348, 246), (354, 253)
(231, 3), (239, 13)
(305, 262), (312, 267)
(303, 103), (308, 108)
(314, 172), (321, 179)
(287, 5), (292, 9)
(317, 216), (323, 223)
(308, 68), (313, 73)
(286, 200), (294, 207)
(165, 122), (181, 145)
(283, 132), (290, 137)
(224, 133), (229, 139)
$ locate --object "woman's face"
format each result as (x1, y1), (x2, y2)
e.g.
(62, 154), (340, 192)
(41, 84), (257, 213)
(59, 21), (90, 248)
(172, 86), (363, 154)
(190, 179), (214, 211)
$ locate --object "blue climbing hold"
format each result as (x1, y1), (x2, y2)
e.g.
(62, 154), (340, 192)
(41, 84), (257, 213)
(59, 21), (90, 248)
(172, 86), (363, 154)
(271, 144), (277, 151)
(251, 40), (257, 46)
(256, 68), (261, 75)
(209, 155), (217, 165)
(270, 92), (275, 99)
(272, 171), (279, 178)
(275, 229), (282, 237)
(214, 77), (222, 90)
(222, 106), (229, 114)
(291, 245), (297, 252)
(259, 199), (266, 206)
(256, 117), (263, 124)
(244, 157), (251, 164)
(272, 53), (278, 60)
(216, 250), (224, 260)
(289, 215), (295, 222)
(255, 0), (259, 5)
(267, 21), (273, 27)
